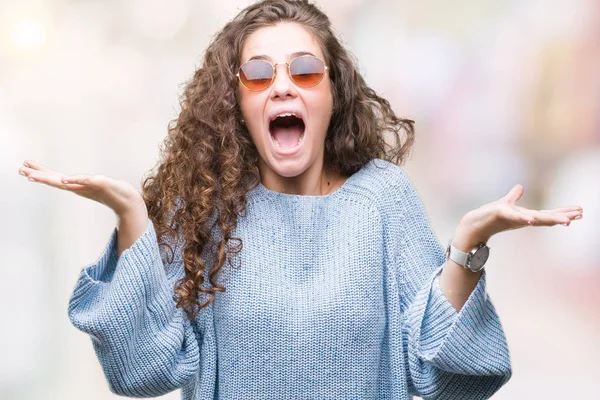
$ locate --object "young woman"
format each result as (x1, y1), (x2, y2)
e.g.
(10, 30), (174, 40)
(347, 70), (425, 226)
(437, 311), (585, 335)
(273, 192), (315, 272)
(19, 0), (583, 398)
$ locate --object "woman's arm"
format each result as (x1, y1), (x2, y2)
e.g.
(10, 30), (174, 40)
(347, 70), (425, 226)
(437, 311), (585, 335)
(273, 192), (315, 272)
(68, 218), (201, 397)
(116, 199), (150, 258)
(379, 162), (511, 399)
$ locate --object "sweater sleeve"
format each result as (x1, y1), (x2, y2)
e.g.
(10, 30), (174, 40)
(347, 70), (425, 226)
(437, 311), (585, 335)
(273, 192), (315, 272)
(67, 218), (200, 398)
(387, 167), (512, 400)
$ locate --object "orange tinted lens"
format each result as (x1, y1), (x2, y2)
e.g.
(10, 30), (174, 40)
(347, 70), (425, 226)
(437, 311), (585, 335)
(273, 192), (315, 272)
(289, 56), (325, 87)
(239, 60), (274, 91)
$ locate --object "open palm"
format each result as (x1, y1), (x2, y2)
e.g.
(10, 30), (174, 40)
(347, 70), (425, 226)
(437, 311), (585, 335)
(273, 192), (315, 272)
(459, 184), (583, 244)
(18, 159), (146, 217)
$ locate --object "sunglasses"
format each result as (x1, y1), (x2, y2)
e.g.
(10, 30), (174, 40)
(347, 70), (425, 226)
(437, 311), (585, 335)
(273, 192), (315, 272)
(236, 55), (329, 92)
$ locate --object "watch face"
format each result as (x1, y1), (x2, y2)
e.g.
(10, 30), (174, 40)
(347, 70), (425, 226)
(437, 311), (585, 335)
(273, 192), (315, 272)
(468, 245), (489, 271)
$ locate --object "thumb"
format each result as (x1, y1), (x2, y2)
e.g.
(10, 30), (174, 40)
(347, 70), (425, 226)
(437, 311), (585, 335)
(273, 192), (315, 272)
(504, 184), (524, 205)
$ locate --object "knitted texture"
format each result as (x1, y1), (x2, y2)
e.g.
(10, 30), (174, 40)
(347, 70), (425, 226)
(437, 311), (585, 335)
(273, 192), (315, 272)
(68, 158), (512, 399)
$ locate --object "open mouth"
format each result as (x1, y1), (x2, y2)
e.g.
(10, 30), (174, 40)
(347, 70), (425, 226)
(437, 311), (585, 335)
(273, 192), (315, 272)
(269, 113), (305, 150)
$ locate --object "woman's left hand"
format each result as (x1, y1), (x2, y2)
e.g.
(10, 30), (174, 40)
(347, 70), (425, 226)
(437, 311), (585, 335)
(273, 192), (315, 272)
(456, 184), (584, 245)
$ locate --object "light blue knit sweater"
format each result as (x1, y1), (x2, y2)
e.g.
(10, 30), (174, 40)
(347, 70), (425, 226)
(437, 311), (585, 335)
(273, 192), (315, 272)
(68, 158), (512, 399)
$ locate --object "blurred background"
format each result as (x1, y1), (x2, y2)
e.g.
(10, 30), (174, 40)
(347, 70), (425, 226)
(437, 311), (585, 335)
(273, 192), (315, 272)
(2, 0), (599, 398)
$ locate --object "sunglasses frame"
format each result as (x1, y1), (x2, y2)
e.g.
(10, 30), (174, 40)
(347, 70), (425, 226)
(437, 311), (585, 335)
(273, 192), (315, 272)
(236, 54), (329, 92)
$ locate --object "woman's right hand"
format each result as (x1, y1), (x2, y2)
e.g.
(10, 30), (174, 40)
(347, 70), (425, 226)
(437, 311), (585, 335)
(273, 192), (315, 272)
(18, 159), (147, 218)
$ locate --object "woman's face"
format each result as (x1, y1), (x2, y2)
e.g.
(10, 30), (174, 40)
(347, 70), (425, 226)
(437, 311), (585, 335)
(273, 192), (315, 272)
(238, 22), (333, 180)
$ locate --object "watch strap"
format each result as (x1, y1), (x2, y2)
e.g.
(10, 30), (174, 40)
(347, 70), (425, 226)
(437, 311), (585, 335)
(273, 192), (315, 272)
(446, 239), (490, 272)
(448, 242), (470, 266)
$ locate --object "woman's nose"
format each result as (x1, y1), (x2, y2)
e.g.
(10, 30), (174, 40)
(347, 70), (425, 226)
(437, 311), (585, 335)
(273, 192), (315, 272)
(270, 63), (296, 99)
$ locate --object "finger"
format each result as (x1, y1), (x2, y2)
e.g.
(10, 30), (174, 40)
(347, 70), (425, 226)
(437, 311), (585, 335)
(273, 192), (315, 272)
(522, 210), (572, 226)
(504, 208), (536, 227)
(538, 209), (582, 222)
(512, 206), (582, 221)
(23, 159), (51, 172)
(20, 163), (60, 184)
(18, 166), (33, 178)
(555, 209), (583, 222)
(20, 166), (87, 191)
(501, 207), (553, 226)
(19, 166), (55, 184)
(504, 184), (524, 205)
(61, 174), (96, 186)
(540, 206), (583, 213)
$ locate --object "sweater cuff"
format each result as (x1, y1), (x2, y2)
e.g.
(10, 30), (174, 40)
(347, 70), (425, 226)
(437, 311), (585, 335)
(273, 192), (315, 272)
(413, 265), (511, 376)
(68, 219), (170, 318)
(417, 269), (459, 358)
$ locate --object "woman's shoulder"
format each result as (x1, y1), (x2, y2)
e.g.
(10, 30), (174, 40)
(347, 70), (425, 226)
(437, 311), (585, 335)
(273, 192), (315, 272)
(344, 157), (425, 220)
(348, 158), (414, 199)
(364, 158), (410, 181)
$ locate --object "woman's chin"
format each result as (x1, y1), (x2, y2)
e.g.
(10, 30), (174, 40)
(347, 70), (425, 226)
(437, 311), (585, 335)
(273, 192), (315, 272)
(268, 160), (307, 178)
(266, 152), (311, 178)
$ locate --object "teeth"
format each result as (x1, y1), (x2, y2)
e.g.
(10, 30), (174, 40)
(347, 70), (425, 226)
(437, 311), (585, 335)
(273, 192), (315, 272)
(273, 112), (297, 120)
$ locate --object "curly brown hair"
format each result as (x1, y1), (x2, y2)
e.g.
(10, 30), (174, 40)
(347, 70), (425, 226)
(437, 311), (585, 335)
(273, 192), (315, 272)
(140, 0), (416, 321)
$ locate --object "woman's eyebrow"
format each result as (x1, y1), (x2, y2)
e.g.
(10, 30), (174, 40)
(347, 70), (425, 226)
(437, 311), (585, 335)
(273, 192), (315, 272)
(247, 51), (316, 62)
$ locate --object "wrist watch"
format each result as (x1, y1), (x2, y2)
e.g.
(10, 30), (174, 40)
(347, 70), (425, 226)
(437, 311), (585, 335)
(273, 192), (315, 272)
(445, 239), (490, 272)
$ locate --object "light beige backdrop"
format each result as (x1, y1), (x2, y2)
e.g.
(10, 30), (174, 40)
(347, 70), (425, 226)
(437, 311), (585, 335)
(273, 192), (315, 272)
(2, 0), (599, 399)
